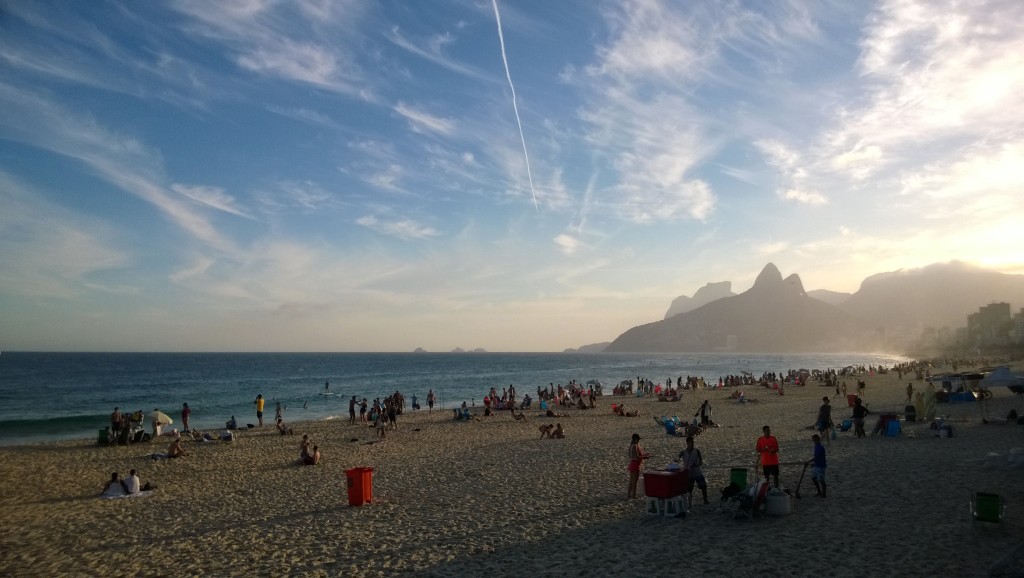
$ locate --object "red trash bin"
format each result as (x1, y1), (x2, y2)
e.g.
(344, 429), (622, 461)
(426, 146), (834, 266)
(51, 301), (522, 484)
(345, 467), (374, 506)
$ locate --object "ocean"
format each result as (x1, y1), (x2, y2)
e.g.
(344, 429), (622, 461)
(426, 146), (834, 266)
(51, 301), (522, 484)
(0, 351), (909, 445)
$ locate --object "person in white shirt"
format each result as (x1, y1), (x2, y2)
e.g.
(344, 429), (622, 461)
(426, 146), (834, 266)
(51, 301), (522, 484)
(123, 469), (141, 494)
(101, 472), (126, 497)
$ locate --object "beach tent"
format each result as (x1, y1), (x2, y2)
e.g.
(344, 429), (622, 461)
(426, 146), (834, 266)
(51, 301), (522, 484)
(980, 366), (1024, 395)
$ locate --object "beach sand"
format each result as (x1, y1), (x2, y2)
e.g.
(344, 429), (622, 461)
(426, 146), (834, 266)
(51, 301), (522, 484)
(1, 362), (1023, 577)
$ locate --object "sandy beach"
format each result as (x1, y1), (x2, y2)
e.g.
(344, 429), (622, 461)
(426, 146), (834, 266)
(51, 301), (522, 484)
(1, 362), (1023, 577)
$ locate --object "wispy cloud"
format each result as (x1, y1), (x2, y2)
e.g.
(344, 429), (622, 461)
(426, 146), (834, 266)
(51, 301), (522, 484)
(172, 184), (254, 219)
(553, 233), (581, 255)
(172, 0), (368, 95)
(356, 215), (439, 240)
(0, 171), (130, 298)
(393, 102), (455, 135)
(0, 82), (233, 251)
(385, 26), (494, 82)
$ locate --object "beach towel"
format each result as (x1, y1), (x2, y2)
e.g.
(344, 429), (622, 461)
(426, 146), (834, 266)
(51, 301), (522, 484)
(102, 491), (154, 500)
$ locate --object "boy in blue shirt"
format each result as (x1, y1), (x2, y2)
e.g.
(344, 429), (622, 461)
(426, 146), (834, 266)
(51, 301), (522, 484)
(805, 434), (827, 497)
(802, 434), (827, 496)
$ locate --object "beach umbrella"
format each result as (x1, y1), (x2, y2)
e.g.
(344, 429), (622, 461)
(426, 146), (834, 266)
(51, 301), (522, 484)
(151, 410), (173, 426)
(980, 366), (1024, 394)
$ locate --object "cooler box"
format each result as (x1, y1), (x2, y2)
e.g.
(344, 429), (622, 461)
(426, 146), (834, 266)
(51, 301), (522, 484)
(847, 394), (857, 407)
(643, 470), (687, 498)
(765, 491), (791, 515)
(345, 467), (374, 506)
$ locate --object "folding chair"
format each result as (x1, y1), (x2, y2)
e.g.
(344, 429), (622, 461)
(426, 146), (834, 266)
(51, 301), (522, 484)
(732, 480), (769, 520)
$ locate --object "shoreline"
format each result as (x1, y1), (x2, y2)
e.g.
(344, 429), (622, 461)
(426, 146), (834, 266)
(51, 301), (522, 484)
(1, 361), (1022, 576)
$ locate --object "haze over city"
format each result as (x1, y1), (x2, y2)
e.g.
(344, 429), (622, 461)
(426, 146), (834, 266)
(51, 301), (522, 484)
(2, 0), (1023, 352)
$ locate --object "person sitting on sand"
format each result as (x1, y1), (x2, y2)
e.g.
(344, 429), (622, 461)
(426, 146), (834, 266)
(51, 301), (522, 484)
(101, 472), (126, 497)
(276, 418), (293, 435)
(551, 423), (565, 439)
(539, 424), (554, 438)
(303, 445), (321, 465)
(167, 438), (188, 458)
(512, 410), (528, 421)
(545, 409), (566, 418)
(226, 416), (238, 430)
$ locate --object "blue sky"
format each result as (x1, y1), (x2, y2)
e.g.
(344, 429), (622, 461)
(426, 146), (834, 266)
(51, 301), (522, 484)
(1, 0), (1023, 352)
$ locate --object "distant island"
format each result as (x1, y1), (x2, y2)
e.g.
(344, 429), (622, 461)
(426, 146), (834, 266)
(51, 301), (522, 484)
(411, 347), (487, 353)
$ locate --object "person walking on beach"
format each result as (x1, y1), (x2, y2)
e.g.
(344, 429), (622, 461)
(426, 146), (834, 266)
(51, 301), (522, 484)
(427, 390), (436, 413)
(349, 396), (357, 424)
(254, 394), (265, 427)
(627, 433), (651, 499)
(678, 436), (708, 505)
(756, 425), (780, 487)
(905, 382), (914, 404)
(805, 434), (827, 497)
(815, 397), (832, 445)
(181, 403), (191, 433)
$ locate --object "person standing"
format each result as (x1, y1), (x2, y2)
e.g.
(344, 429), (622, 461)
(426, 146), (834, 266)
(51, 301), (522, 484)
(181, 403), (192, 433)
(275, 401), (283, 423)
(254, 394), (265, 427)
(905, 382), (914, 404)
(678, 436), (708, 505)
(851, 397), (870, 438)
(696, 399), (712, 427)
(427, 389), (436, 413)
(359, 398), (368, 424)
(756, 425), (780, 487)
(110, 407), (124, 440)
(815, 397), (832, 445)
(626, 433), (651, 499)
(806, 434), (827, 497)
(349, 396), (357, 424)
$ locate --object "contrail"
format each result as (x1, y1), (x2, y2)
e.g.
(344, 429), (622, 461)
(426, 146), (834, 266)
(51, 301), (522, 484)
(492, 0), (538, 211)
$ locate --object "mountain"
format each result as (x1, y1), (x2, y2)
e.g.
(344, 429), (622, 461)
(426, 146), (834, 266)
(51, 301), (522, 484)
(563, 342), (610, 353)
(605, 263), (877, 353)
(807, 289), (852, 306)
(838, 261), (1024, 330)
(664, 281), (735, 319)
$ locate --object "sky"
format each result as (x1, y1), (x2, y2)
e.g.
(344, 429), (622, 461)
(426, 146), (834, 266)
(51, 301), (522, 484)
(1, 0), (1023, 353)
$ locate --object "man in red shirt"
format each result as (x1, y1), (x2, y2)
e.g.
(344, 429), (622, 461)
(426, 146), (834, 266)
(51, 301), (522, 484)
(756, 425), (780, 487)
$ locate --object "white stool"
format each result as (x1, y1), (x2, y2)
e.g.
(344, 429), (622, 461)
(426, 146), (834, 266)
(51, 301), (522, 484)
(644, 496), (663, 516)
(663, 495), (687, 517)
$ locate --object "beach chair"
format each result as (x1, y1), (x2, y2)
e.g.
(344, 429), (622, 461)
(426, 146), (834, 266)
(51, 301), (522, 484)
(972, 492), (1005, 523)
(729, 468), (748, 488)
(731, 480), (769, 520)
